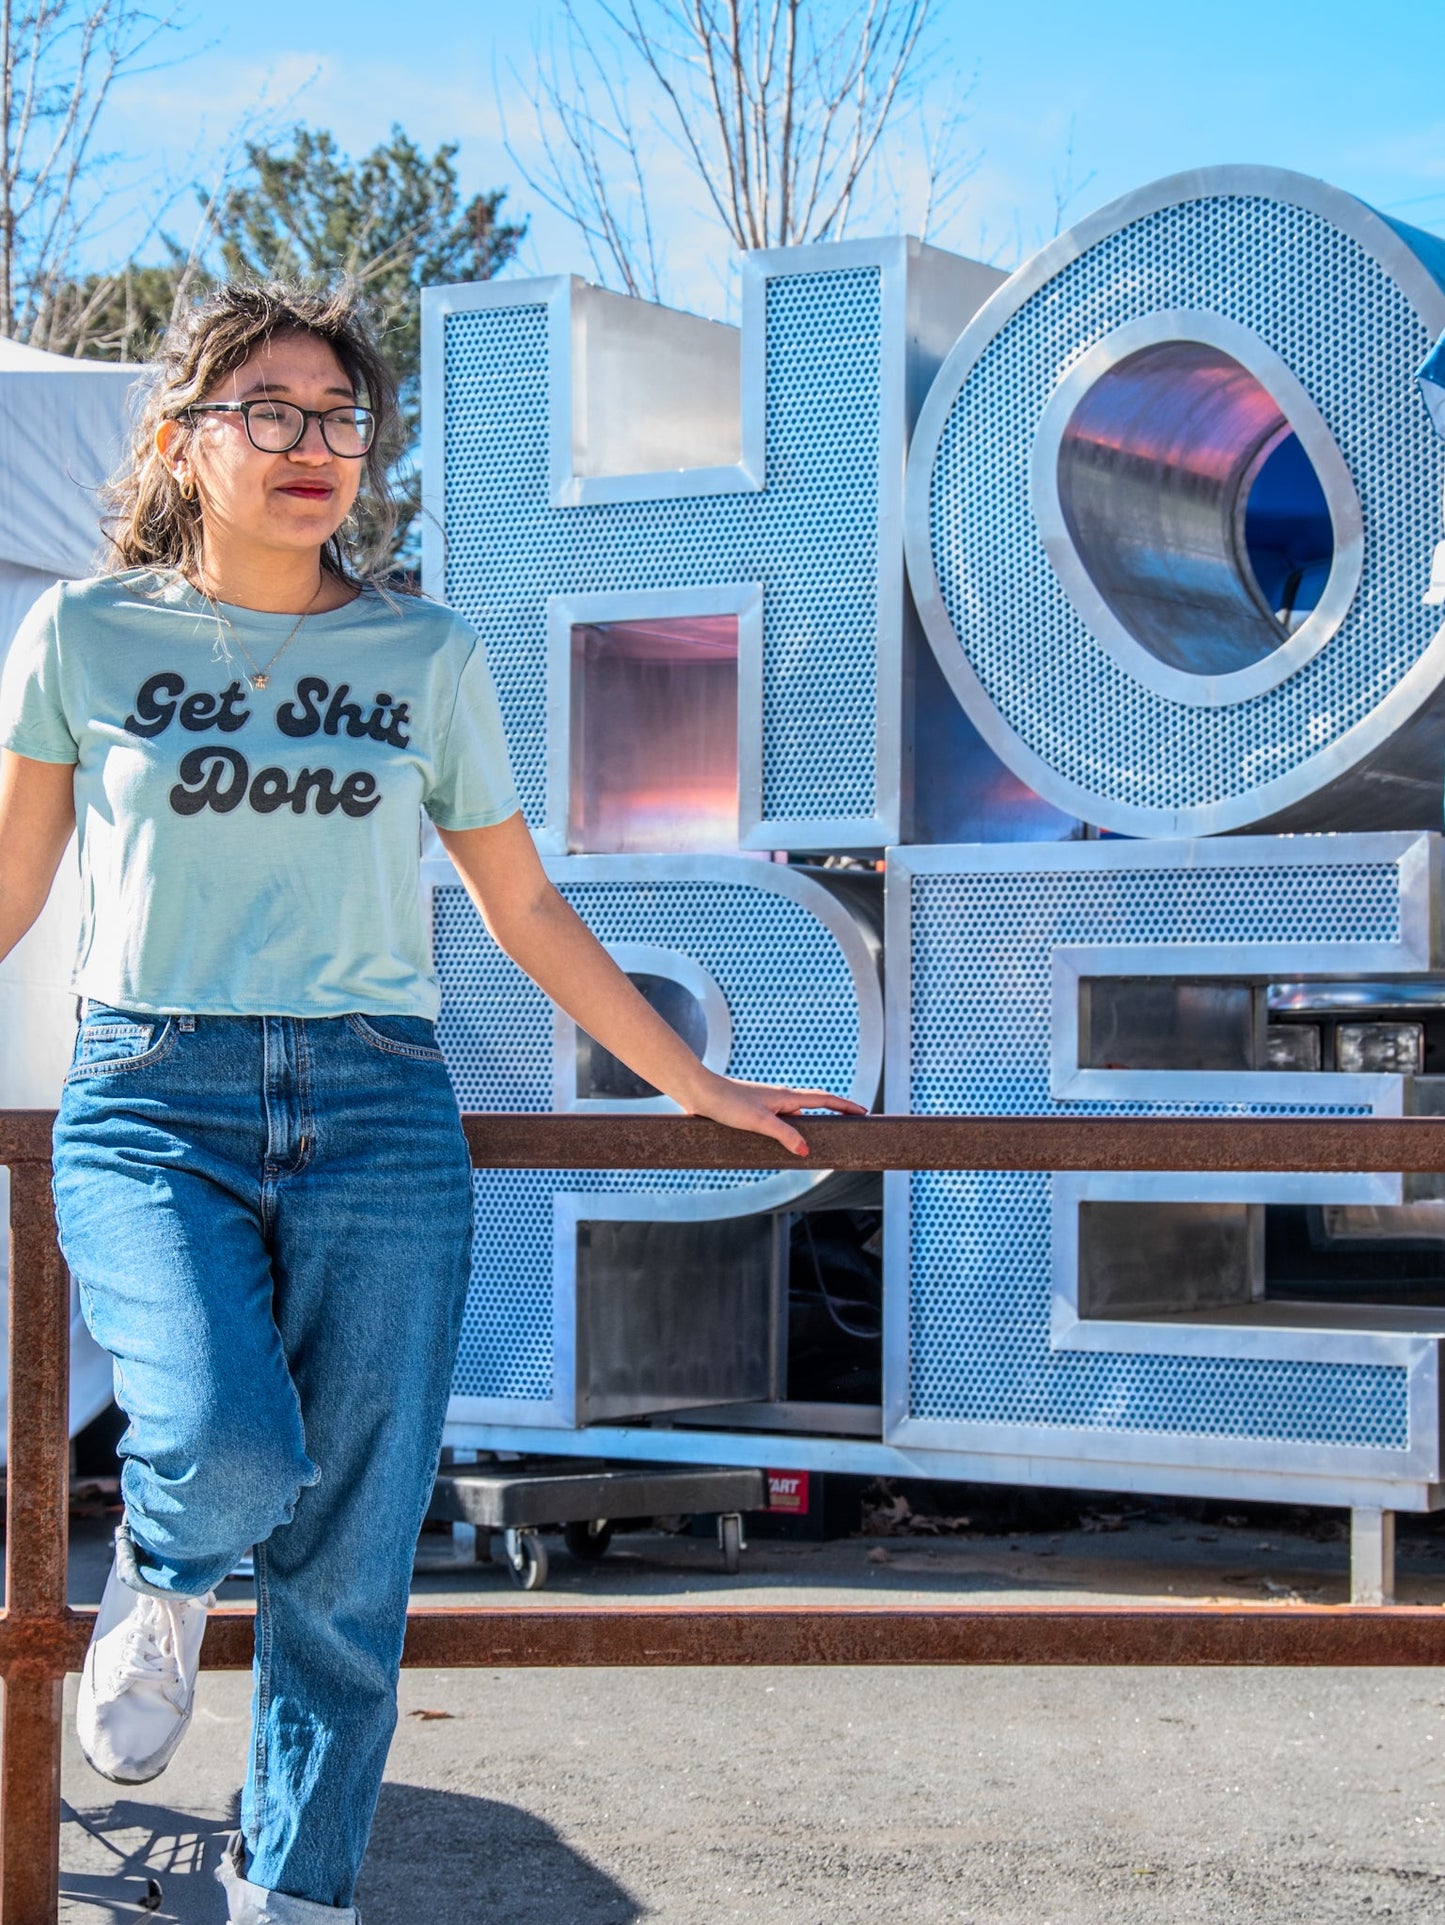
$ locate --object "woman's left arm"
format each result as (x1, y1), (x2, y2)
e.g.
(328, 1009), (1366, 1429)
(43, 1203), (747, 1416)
(435, 812), (867, 1158)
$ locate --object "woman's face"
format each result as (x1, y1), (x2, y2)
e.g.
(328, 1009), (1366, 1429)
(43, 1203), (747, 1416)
(162, 331), (366, 566)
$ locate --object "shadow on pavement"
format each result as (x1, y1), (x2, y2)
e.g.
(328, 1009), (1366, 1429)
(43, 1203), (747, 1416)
(60, 1794), (232, 1920)
(60, 1784), (641, 1924)
(360, 1782), (642, 1924)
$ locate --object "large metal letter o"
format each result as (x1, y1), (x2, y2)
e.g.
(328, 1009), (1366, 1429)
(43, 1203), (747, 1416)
(904, 167), (1445, 836)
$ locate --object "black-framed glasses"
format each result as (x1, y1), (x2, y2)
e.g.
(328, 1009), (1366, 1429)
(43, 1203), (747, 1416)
(185, 399), (377, 457)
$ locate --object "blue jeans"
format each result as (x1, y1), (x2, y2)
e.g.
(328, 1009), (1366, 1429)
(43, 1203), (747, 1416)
(52, 1004), (475, 1914)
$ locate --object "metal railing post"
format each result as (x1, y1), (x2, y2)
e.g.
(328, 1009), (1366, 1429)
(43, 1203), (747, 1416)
(1, 1155), (69, 1925)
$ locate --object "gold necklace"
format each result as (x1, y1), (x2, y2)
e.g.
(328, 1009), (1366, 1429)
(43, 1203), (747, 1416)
(196, 572), (326, 691)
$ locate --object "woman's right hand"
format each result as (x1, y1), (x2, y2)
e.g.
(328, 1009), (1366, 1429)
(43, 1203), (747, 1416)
(0, 750), (76, 968)
(676, 1067), (868, 1160)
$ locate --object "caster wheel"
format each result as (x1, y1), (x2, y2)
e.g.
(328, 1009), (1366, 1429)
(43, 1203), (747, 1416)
(564, 1519), (614, 1561)
(718, 1513), (743, 1575)
(503, 1528), (549, 1590)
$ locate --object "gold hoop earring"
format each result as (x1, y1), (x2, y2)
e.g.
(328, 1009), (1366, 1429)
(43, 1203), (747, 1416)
(176, 472), (195, 502)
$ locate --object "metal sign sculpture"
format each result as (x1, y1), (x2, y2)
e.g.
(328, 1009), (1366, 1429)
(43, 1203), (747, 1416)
(886, 834), (1445, 1505)
(425, 855), (882, 1428)
(427, 166), (1445, 1541)
(422, 239), (1003, 853)
(905, 167), (1445, 836)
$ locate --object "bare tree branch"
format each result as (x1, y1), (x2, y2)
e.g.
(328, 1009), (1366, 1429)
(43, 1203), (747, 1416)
(26, 78), (308, 358)
(912, 79), (979, 244)
(1, 0), (190, 342)
(507, 0), (969, 310)
(777, 0), (796, 240)
(501, 6), (666, 298)
(811, 1), (929, 240)
(1049, 116), (1095, 239)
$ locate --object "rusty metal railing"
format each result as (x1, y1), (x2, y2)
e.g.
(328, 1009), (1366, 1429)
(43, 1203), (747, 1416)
(9, 1109), (1445, 1922)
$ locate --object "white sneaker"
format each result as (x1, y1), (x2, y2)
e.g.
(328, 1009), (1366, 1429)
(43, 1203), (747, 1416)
(76, 1551), (213, 1783)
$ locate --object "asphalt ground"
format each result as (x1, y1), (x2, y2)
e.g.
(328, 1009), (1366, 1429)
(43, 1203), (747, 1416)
(49, 1497), (1445, 1923)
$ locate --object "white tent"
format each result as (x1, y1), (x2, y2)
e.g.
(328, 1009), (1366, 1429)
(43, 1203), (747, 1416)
(0, 336), (137, 648)
(0, 338), (139, 1455)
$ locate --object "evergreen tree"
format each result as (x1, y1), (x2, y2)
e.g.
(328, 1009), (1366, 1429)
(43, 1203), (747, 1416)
(48, 124), (526, 568)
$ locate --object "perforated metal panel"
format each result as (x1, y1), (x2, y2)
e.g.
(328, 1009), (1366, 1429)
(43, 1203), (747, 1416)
(905, 170), (1445, 835)
(432, 263), (885, 841)
(433, 858), (881, 1413)
(909, 862), (1397, 1121)
(908, 1172), (1403, 1447)
(886, 838), (1440, 1468)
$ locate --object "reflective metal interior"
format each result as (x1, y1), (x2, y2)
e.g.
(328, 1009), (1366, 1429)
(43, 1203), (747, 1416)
(1082, 977), (1445, 1080)
(1264, 1024), (1322, 1072)
(1317, 1203), (1445, 1245)
(1081, 979), (1258, 1073)
(574, 1213), (786, 1423)
(1080, 1201), (1261, 1320)
(1055, 341), (1334, 677)
(1268, 982), (1445, 1083)
(907, 631), (1081, 844)
(1337, 1024), (1424, 1075)
(1072, 967), (1445, 1297)
(570, 283), (741, 477)
(576, 973), (708, 1101)
(568, 617), (739, 852)
(1269, 981), (1445, 1013)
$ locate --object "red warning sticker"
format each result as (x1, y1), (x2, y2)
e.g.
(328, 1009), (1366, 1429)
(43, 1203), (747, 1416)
(766, 1471), (809, 1514)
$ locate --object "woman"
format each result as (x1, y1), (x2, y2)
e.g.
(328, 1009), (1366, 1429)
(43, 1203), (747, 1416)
(0, 282), (861, 1923)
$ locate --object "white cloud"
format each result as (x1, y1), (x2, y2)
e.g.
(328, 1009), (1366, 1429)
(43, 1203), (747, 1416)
(79, 17), (1090, 314)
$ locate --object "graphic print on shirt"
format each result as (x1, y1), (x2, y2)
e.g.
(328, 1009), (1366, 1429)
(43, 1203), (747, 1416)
(123, 672), (413, 819)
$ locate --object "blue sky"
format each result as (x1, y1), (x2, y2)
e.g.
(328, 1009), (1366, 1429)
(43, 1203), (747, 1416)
(94, 0), (1444, 315)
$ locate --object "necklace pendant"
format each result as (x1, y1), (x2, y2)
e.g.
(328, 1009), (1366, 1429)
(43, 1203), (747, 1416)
(252, 673), (269, 690)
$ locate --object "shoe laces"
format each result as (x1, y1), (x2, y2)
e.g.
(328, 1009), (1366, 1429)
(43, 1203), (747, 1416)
(111, 1596), (193, 1708)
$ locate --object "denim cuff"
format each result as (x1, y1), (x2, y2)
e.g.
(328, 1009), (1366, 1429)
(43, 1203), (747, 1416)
(218, 1834), (360, 1924)
(113, 1520), (188, 1601)
(115, 1516), (230, 1601)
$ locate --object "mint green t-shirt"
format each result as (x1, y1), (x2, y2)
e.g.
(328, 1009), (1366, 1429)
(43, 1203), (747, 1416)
(0, 571), (519, 1018)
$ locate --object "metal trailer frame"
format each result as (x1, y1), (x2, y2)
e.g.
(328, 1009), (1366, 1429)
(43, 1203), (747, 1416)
(427, 1459), (767, 1588)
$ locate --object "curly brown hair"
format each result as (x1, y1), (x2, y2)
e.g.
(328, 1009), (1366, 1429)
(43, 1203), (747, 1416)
(103, 280), (403, 587)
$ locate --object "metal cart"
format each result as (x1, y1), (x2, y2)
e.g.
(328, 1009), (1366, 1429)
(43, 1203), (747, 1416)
(426, 1458), (767, 1590)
